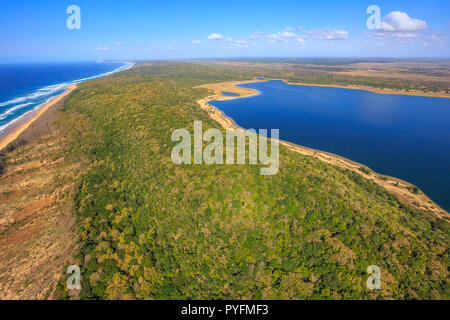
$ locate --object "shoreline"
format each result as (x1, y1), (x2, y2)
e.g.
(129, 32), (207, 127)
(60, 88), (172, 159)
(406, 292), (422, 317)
(0, 61), (135, 151)
(195, 79), (449, 218)
(0, 85), (77, 151)
(273, 79), (450, 99)
(122, 61), (136, 71)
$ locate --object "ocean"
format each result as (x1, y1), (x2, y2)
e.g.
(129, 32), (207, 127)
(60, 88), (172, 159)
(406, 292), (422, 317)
(209, 80), (450, 211)
(0, 61), (131, 134)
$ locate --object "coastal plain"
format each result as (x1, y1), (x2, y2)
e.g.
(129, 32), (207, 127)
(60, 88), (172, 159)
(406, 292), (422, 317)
(0, 60), (449, 300)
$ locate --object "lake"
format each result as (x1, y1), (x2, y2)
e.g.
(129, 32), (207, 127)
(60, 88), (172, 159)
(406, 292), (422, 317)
(222, 91), (240, 97)
(209, 80), (450, 212)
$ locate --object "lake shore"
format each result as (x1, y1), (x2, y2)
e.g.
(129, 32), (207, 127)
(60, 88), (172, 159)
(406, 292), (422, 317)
(196, 79), (449, 218)
(0, 85), (77, 151)
(276, 79), (450, 99)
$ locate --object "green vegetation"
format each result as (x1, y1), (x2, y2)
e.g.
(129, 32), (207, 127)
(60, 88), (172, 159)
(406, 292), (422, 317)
(283, 72), (448, 94)
(56, 62), (448, 300)
(358, 167), (371, 175)
(215, 57), (444, 66)
(0, 153), (5, 175)
(206, 59), (450, 94)
(409, 186), (421, 195)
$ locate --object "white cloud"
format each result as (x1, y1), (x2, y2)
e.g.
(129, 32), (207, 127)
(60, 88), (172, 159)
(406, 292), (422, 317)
(233, 39), (248, 45)
(249, 32), (267, 39)
(96, 42), (127, 52)
(308, 28), (349, 40)
(380, 11), (427, 32)
(368, 11), (428, 41)
(393, 32), (418, 39)
(268, 31), (297, 42)
(205, 33), (251, 49)
(96, 45), (109, 52)
(192, 39), (201, 45)
(223, 38), (250, 48)
(296, 37), (305, 45)
(278, 31), (296, 38)
(207, 33), (224, 41)
(426, 33), (447, 45)
(249, 30), (298, 42)
(247, 26), (348, 47)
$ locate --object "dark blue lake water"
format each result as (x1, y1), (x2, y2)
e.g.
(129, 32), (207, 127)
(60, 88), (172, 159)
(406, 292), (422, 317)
(222, 91), (240, 97)
(209, 80), (450, 211)
(0, 62), (131, 134)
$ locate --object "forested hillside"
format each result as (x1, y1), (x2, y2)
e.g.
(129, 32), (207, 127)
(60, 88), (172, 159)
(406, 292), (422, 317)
(52, 63), (448, 299)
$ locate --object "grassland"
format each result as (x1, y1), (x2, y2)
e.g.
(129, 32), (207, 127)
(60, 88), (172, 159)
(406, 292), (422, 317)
(1, 62), (449, 299)
(203, 58), (450, 97)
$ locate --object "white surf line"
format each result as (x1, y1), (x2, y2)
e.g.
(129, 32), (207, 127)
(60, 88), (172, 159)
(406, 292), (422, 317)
(0, 62), (133, 108)
(0, 102), (33, 120)
(0, 97), (56, 133)
(0, 62), (133, 134)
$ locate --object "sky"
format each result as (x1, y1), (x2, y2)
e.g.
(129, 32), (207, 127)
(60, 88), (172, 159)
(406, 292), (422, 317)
(0, 0), (449, 62)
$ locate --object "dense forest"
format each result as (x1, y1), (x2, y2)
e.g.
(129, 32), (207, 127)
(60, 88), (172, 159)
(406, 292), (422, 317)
(51, 62), (449, 299)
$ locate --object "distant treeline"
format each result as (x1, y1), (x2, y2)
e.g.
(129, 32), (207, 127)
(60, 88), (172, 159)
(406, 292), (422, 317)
(199, 58), (450, 93)
(210, 57), (450, 65)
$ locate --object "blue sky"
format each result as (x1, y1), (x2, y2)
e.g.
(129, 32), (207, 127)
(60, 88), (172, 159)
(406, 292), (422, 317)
(0, 0), (449, 62)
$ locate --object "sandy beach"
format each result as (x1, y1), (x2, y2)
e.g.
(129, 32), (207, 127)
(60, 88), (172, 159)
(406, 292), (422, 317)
(0, 85), (77, 151)
(0, 62), (136, 151)
(196, 79), (449, 218)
